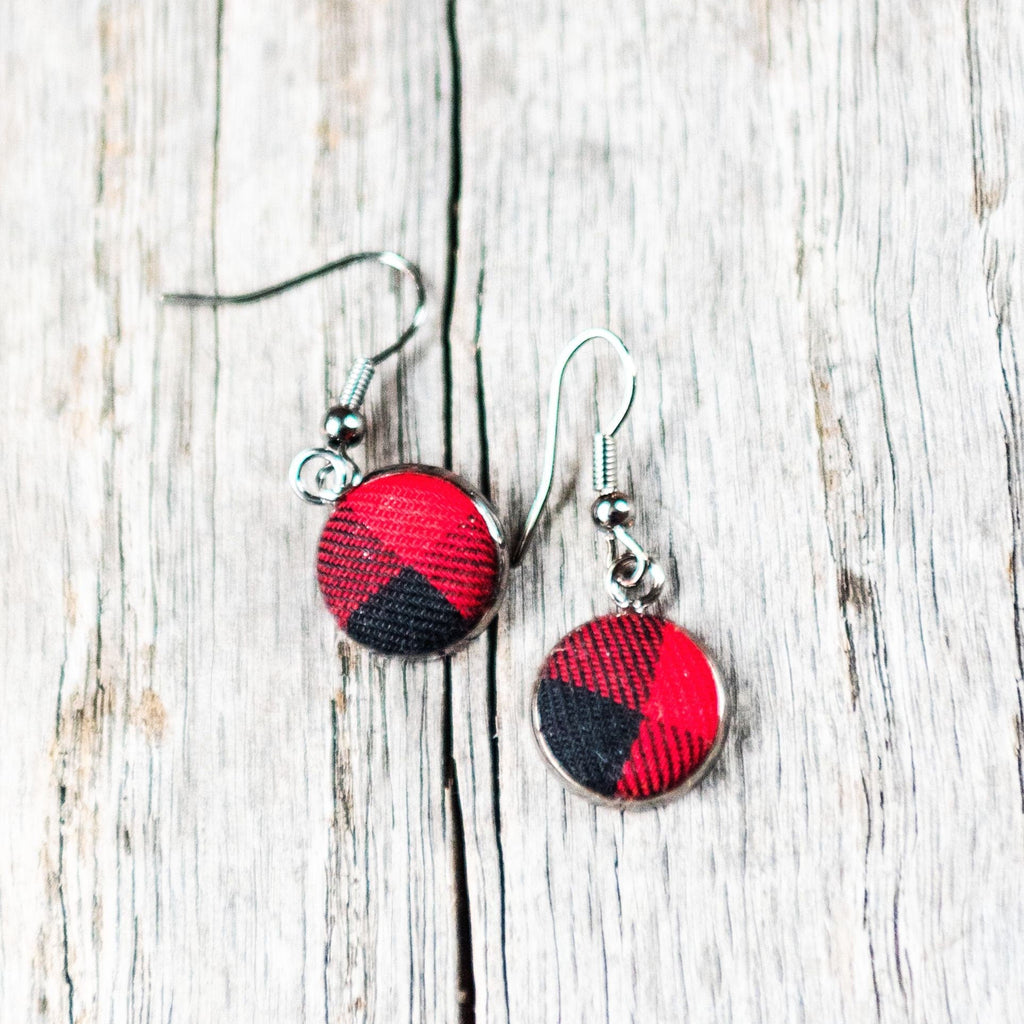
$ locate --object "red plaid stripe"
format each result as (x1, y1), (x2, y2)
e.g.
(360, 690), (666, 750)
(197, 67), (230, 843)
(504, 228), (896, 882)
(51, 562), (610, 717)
(546, 614), (663, 709)
(315, 469), (501, 652)
(317, 506), (404, 628)
(537, 612), (723, 802)
(616, 619), (721, 799)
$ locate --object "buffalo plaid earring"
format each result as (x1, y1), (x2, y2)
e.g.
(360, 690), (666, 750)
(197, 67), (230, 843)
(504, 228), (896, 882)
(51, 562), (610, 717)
(163, 252), (508, 658)
(511, 329), (728, 807)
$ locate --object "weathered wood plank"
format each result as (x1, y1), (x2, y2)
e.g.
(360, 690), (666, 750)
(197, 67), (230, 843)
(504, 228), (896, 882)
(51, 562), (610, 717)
(3, 0), (1024, 1021)
(2, 0), (460, 1021)
(451, 0), (1024, 1021)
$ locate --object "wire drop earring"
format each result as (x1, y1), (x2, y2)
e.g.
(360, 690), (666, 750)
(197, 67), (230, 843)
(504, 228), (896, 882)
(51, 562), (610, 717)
(513, 329), (728, 807)
(164, 252), (508, 658)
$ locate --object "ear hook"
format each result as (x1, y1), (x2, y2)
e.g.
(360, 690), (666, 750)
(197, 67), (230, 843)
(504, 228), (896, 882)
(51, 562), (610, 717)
(162, 250), (427, 367)
(164, 251), (427, 505)
(512, 328), (637, 567)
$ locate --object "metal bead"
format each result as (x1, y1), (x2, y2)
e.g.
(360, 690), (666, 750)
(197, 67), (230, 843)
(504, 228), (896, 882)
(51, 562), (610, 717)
(591, 491), (634, 530)
(322, 404), (366, 448)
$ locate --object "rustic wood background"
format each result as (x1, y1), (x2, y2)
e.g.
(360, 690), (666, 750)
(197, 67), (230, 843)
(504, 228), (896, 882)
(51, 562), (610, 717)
(3, 0), (1023, 1021)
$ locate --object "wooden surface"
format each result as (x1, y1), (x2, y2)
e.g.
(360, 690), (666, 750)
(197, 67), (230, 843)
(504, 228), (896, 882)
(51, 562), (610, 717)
(3, 0), (1024, 1020)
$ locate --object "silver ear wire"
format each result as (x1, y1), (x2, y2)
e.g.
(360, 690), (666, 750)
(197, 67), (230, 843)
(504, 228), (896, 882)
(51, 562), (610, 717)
(162, 249), (427, 369)
(162, 250), (428, 505)
(513, 328), (664, 612)
(512, 328), (636, 566)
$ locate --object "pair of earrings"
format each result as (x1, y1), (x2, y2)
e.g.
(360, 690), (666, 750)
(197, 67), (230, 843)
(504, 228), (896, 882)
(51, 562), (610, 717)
(164, 251), (727, 807)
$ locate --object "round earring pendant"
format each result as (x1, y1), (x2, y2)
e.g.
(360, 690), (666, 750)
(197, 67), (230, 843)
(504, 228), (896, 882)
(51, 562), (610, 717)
(317, 465), (507, 658)
(533, 612), (727, 806)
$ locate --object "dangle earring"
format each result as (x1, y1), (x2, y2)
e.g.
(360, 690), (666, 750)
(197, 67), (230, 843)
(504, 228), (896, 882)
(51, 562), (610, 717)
(164, 252), (508, 658)
(512, 329), (728, 806)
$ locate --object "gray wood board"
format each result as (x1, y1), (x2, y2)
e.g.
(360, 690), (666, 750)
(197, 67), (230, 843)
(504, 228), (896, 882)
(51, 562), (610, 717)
(1, 0), (1021, 1021)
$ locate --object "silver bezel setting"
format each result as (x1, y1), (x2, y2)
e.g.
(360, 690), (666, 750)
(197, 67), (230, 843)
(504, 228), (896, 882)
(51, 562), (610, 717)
(326, 462), (510, 662)
(530, 615), (730, 810)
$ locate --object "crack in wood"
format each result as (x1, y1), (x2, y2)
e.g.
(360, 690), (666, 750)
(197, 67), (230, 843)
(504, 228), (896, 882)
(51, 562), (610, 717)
(471, 257), (511, 1024)
(998, 322), (1024, 815)
(439, 2), (477, 1020)
(964, 0), (1009, 222)
(54, 628), (76, 1024)
(56, 782), (75, 1024)
(440, 0), (461, 475)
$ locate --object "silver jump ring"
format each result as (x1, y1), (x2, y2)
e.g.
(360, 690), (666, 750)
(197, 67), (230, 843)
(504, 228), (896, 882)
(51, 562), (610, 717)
(608, 524), (651, 587)
(290, 447), (362, 505)
(606, 553), (666, 613)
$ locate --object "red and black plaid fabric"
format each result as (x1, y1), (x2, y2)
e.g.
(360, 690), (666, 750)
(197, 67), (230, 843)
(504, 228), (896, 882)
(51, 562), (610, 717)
(317, 469), (501, 657)
(535, 613), (723, 801)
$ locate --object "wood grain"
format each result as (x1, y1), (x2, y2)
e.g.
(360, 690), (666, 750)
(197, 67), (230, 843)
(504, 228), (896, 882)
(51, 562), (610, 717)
(2, 0), (1023, 1021)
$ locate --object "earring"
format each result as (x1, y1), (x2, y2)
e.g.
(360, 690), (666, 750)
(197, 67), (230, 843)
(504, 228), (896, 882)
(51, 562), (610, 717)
(512, 329), (728, 807)
(163, 251), (508, 658)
